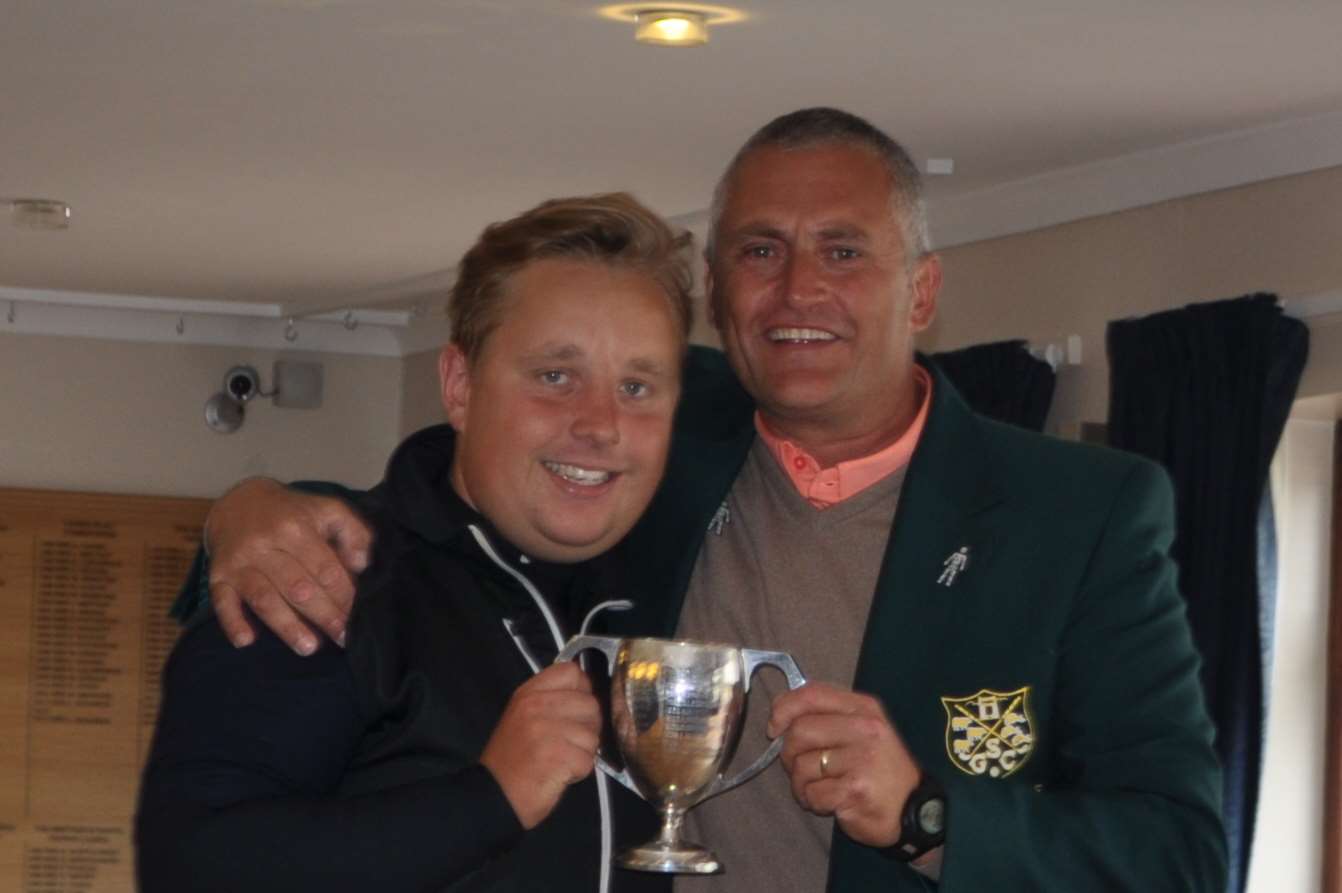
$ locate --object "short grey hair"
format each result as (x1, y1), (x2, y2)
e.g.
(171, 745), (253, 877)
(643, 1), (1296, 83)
(707, 107), (931, 264)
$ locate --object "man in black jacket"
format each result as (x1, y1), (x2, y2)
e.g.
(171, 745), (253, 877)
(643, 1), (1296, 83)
(136, 193), (693, 893)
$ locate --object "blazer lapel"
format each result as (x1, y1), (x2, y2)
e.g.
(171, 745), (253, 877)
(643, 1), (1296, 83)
(853, 369), (1006, 740)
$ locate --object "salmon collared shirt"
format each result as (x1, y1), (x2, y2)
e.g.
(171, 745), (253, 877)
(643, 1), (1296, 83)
(754, 365), (933, 509)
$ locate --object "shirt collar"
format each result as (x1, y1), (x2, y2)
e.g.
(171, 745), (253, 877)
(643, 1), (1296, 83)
(753, 365), (933, 509)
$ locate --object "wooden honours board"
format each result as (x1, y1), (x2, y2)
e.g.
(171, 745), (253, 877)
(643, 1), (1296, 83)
(0, 488), (208, 892)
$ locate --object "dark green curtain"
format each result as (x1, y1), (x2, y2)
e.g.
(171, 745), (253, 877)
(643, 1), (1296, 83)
(1106, 292), (1309, 893)
(929, 339), (1056, 432)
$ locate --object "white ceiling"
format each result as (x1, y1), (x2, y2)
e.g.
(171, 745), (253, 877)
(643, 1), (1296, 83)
(4, 1), (1342, 317)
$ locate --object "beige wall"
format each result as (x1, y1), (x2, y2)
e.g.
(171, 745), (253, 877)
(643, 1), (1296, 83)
(400, 346), (445, 438)
(153, 164), (1342, 474)
(0, 333), (402, 498)
(929, 165), (1342, 428)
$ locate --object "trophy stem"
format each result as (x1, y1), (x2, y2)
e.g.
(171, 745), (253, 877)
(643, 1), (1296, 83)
(658, 805), (685, 846)
(616, 805), (722, 875)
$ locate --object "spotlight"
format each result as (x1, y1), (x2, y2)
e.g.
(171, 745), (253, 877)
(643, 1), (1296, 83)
(635, 10), (708, 46)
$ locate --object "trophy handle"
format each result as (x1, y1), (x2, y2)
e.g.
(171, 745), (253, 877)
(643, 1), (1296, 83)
(553, 634), (642, 797)
(707, 649), (808, 797)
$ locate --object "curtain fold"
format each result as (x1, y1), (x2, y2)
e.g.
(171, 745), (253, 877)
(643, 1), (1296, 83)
(1106, 292), (1309, 893)
(928, 339), (1056, 432)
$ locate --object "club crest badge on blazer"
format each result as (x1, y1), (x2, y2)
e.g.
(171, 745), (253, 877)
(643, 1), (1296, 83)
(941, 686), (1035, 778)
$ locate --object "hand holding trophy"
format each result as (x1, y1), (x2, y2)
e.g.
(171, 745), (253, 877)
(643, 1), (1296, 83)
(555, 635), (806, 874)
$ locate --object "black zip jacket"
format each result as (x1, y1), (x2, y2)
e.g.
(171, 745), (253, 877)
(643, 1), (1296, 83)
(136, 425), (665, 893)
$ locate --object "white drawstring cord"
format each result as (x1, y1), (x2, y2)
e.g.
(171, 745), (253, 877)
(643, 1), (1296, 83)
(470, 527), (566, 649)
(472, 525), (613, 893)
(502, 618), (543, 674)
(581, 599), (633, 635)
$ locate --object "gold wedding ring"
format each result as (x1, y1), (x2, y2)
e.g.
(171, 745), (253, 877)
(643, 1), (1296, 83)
(819, 749), (832, 777)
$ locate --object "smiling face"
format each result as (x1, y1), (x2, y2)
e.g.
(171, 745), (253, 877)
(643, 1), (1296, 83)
(441, 257), (682, 562)
(708, 143), (941, 462)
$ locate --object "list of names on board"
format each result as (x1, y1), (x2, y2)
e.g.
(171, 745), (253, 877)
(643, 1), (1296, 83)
(0, 488), (208, 892)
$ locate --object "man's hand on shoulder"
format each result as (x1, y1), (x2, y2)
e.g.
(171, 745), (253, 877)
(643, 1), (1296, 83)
(205, 477), (373, 655)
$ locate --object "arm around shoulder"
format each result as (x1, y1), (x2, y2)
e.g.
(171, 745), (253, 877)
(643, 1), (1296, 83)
(172, 477), (376, 655)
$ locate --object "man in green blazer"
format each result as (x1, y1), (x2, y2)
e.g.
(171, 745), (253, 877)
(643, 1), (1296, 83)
(192, 108), (1227, 891)
(613, 345), (1225, 890)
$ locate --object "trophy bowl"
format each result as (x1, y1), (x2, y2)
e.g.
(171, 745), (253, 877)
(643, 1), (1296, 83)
(556, 635), (806, 874)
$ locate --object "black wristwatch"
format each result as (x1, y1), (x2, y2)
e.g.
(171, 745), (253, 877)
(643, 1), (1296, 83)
(885, 774), (947, 863)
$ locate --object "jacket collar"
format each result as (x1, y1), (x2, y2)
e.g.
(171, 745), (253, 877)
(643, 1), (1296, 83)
(376, 424), (581, 584)
(901, 356), (1006, 522)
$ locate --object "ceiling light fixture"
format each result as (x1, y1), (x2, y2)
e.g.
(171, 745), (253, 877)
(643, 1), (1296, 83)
(5, 198), (72, 230)
(635, 9), (708, 46)
(598, 4), (747, 46)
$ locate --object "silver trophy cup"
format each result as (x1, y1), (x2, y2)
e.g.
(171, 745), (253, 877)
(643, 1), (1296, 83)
(555, 635), (806, 874)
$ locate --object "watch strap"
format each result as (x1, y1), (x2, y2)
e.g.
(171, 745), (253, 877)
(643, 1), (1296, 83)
(883, 773), (947, 863)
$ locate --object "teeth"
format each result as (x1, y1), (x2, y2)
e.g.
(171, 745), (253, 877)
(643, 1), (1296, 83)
(543, 461), (612, 486)
(768, 327), (837, 342)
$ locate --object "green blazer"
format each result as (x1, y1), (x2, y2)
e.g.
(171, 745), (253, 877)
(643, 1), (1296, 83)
(617, 348), (1227, 892)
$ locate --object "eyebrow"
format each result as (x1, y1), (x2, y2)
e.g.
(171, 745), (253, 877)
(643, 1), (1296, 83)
(816, 225), (869, 242)
(728, 223), (788, 242)
(725, 222), (871, 243)
(518, 345), (672, 378)
(628, 357), (672, 377)
(519, 343), (584, 364)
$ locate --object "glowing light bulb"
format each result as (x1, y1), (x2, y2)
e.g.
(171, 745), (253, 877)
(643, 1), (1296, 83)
(635, 10), (708, 46)
(654, 17), (690, 39)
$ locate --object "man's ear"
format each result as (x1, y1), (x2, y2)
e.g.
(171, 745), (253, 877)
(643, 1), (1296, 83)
(908, 253), (942, 333)
(439, 344), (472, 431)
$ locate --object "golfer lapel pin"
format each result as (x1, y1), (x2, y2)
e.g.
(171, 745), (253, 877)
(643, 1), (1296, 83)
(938, 546), (970, 586)
(708, 501), (731, 536)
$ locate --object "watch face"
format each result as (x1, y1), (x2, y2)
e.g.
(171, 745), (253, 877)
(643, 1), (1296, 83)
(917, 798), (946, 836)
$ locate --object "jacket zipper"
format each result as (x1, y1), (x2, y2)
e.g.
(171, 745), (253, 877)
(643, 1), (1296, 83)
(468, 525), (628, 893)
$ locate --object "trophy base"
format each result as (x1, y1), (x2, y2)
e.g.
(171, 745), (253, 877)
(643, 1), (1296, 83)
(617, 841), (722, 874)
